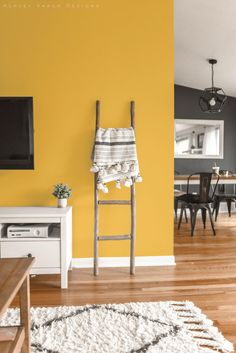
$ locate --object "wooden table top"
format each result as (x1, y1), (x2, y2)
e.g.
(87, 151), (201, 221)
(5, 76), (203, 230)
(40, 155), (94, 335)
(175, 174), (236, 181)
(0, 258), (35, 317)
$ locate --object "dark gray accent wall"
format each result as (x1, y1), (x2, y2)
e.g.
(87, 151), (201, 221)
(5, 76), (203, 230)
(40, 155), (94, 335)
(175, 84), (236, 174)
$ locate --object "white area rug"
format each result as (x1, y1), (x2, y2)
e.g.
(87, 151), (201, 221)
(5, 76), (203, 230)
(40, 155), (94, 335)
(0, 301), (233, 353)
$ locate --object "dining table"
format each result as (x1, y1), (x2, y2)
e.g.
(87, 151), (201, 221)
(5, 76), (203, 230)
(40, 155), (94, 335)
(174, 174), (236, 186)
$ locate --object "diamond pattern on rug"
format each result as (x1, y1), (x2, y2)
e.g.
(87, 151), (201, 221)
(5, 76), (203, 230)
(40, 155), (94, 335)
(0, 301), (233, 353)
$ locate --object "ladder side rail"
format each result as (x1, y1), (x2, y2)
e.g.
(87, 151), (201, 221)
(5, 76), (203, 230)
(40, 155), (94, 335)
(94, 100), (100, 276)
(130, 100), (136, 275)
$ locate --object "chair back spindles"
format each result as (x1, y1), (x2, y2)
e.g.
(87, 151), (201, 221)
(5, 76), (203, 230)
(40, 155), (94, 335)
(199, 173), (212, 203)
(187, 172), (219, 203)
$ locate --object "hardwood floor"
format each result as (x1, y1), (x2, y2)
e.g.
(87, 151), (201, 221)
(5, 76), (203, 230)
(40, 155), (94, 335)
(12, 213), (236, 348)
(175, 212), (236, 347)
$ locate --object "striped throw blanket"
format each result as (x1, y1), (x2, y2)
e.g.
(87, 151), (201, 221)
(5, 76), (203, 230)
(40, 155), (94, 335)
(90, 127), (142, 193)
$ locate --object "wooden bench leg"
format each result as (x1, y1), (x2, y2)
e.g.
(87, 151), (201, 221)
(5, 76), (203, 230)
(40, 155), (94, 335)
(19, 275), (31, 353)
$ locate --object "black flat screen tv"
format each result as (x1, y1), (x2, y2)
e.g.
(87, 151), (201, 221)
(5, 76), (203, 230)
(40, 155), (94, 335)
(0, 97), (34, 169)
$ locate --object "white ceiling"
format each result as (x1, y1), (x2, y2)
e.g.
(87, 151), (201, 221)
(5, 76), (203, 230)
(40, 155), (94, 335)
(175, 0), (236, 97)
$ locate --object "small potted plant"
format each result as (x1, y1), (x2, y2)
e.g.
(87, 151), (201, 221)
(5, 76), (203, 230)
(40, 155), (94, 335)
(52, 183), (72, 208)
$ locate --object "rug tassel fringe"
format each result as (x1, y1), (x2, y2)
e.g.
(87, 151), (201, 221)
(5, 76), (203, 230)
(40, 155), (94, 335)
(170, 301), (234, 353)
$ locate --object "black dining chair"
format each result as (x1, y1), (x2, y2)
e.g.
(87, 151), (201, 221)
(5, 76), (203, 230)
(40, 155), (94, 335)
(174, 170), (188, 222)
(174, 189), (188, 221)
(178, 172), (219, 236)
(212, 171), (236, 221)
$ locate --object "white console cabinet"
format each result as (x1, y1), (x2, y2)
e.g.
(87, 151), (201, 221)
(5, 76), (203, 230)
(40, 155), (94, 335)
(0, 207), (72, 288)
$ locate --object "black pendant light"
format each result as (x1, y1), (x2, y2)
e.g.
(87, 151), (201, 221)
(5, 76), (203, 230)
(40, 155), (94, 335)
(199, 59), (227, 113)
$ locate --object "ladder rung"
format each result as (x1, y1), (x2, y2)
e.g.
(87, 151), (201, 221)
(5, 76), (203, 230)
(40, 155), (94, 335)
(98, 200), (131, 205)
(97, 235), (131, 241)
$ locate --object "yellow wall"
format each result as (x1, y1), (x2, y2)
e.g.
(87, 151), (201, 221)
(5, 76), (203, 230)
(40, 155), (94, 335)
(0, 0), (173, 258)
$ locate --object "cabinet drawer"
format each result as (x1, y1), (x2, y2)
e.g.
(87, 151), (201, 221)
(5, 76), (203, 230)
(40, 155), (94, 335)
(1, 241), (60, 268)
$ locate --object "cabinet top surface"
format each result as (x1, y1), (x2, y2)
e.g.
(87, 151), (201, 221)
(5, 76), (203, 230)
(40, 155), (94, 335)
(0, 206), (72, 218)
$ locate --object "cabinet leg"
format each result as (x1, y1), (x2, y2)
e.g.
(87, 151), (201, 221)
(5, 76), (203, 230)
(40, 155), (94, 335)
(61, 272), (68, 289)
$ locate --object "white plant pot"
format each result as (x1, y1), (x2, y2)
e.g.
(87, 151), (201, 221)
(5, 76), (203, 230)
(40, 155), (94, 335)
(57, 198), (67, 208)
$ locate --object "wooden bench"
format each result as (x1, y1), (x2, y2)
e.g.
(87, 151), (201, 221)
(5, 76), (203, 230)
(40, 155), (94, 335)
(0, 258), (35, 353)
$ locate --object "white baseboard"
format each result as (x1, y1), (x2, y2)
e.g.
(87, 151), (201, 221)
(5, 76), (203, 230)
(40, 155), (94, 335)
(72, 256), (175, 269)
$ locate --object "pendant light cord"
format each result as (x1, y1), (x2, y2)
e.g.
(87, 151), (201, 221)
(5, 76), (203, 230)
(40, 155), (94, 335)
(211, 63), (214, 88)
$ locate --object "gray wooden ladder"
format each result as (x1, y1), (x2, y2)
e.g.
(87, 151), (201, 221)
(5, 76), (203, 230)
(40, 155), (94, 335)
(93, 100), (136, 276)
